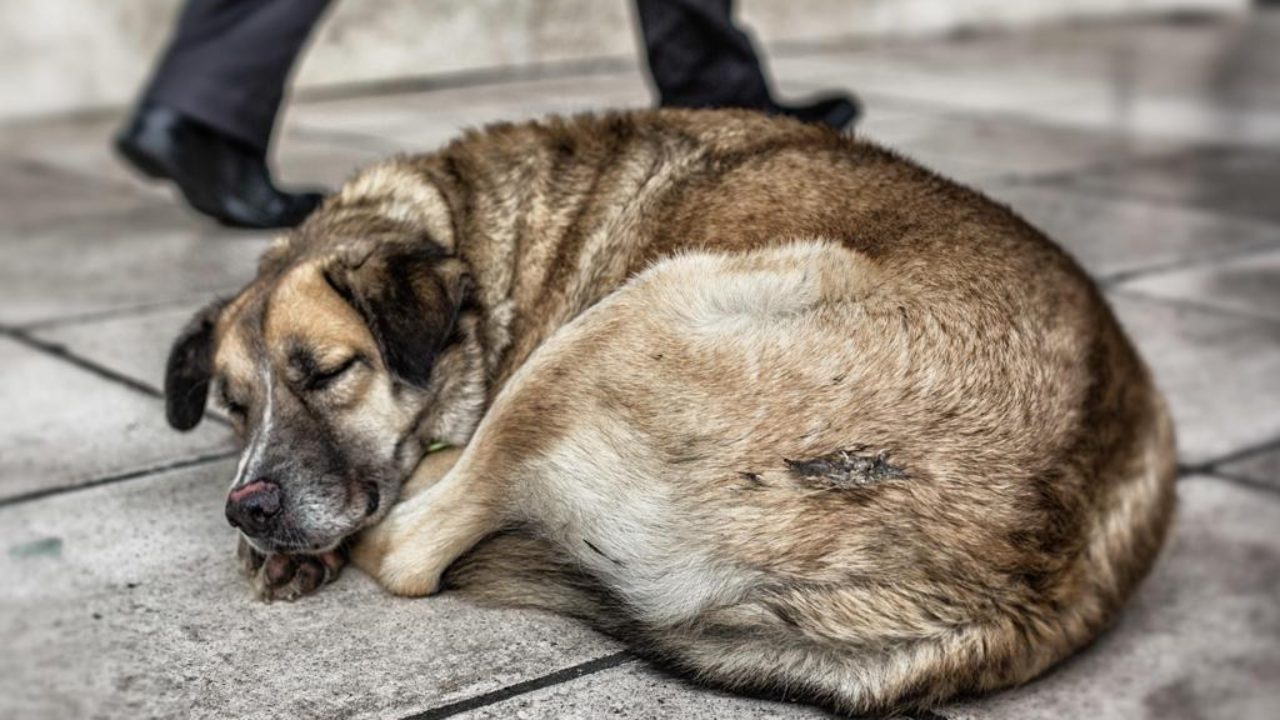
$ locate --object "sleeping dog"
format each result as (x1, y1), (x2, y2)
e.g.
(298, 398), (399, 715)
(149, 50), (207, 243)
(164, 109), (1176, 715)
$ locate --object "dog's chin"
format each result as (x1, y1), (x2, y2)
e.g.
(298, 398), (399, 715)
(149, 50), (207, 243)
(241, 532), (342, 556)
(241, 518), (360, 556)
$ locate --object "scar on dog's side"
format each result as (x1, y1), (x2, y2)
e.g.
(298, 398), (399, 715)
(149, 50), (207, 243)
(785, 446), (907, 487)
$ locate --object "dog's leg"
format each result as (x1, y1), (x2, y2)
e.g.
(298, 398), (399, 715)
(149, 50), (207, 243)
(395, 446), (465, 500)
(351, 450), (502, 597)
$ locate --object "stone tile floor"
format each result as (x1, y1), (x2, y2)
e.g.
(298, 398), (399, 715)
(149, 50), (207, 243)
(2, 10), (1279, 720)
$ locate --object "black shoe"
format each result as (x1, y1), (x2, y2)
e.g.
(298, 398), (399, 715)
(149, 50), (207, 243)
(770, 94), (861, 132)
(114, 106), (324, 229)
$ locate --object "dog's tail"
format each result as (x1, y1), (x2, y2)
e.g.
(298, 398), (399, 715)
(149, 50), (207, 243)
(441, 530), (631, 629)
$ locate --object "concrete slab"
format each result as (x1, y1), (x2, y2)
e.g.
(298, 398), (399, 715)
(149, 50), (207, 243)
(0, 203), (269, 327)
(29, 301), (204, 392)
(870, 114), (1172, 184)
(1108, 292), (1280, 465)
(867, 12), (1280, 111)
(1117, 246), (1280, 322)
(272, 134), (388, 195)
(0, 159), (157, 231)
(773, 52), (1098, 122)
(451, 661), (830, 720)
(1053, 146), (1280, 226)
(284, 73), (651, 154)
(944, 477), (1280, 720)
(0, 336), (233, 502)
(0, 459), (621, 720)
(777, 16), (1280, 148)
(989, 185), (1280, 281)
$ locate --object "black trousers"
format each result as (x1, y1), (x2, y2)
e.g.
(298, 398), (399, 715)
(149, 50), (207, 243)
(140, 0), (774, 151)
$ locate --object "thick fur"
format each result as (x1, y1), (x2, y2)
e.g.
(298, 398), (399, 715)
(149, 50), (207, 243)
(166, 110), (1176, 715)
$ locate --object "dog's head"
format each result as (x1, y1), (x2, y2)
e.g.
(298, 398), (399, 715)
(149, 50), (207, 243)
(165, 223), (482, 554)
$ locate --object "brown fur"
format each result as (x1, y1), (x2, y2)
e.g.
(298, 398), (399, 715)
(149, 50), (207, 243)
(165, 109), (1177, 714)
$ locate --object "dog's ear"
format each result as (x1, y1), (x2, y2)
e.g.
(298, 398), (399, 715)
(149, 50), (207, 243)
(165, 299), (227, 431)
(325, 246), (470, 388)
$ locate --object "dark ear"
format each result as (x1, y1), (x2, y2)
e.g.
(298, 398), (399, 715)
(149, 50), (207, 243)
(164, 299), (226, 431)
(325, 247), (470, 387)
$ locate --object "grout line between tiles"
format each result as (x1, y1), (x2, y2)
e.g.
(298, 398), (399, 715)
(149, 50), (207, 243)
(1107, 287), (1280, 327)
(0, 450), (238, 508)
(1184, 471), (1280, 499)
(1203, 472), (1280, 497)
(1018, 169), (1280, 227)
(401, 651), (636, 720)
(1098, 240), (1280, 287)
(3, 326), (164, 399)
(0, 326), (232, 428)
(17, 293), (224, 332)
(16, 156), (172, 206)
(283, 126), (407, 155)
(1187, 435), (1280, 478)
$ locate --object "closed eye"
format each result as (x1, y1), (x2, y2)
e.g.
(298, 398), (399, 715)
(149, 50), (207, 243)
(305, 355), (362, 391)
(217, 382), (248, 418)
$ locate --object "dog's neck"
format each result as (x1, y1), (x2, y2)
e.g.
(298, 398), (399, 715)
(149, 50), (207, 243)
(425, 121), (693, 395)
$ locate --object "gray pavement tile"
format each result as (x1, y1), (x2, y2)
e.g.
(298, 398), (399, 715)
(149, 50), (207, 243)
(30, 300), (205, 392)
(856, 112), (1173, 185)
(868, 13), (1280, 111)
(284, 72), (651, 153)
(1050, 146), (1280, 226)
(0, 203), (269, 327)
(776, 15), (1280, 148)
(1117, 246), (1280, 322)
(0, 159), (158, 231)
(453, 661), (830, 719)
(773, 52), (1096, 121)
(0, 459), (620, 720)
(259, 132), (389, 191)
(945, 476), (1280, 720)
(0, 336), (234, 502)
(1107, 292), (1280, 465)
(0, 113), (170, 202)
(988, 185), (1280, 281)
(1216, 447), (1280, 491)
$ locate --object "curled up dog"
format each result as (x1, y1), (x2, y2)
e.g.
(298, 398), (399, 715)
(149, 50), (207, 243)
(164, 109), (1177, 715)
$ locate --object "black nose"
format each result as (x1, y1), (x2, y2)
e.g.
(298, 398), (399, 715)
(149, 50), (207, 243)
(226, 479), (282, 536)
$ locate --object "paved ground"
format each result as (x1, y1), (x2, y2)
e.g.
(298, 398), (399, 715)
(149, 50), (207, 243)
(2, 10), (1279, 720)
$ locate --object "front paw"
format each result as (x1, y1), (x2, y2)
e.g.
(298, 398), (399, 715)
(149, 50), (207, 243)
(351, 522), (443, 598)
(238, 537), (346, 602)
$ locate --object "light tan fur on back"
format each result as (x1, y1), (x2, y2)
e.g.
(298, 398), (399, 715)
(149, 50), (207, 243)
(166, 109), (1176, 715)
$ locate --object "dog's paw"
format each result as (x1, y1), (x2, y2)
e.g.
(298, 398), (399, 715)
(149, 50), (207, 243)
(238, 537), (346, 603)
